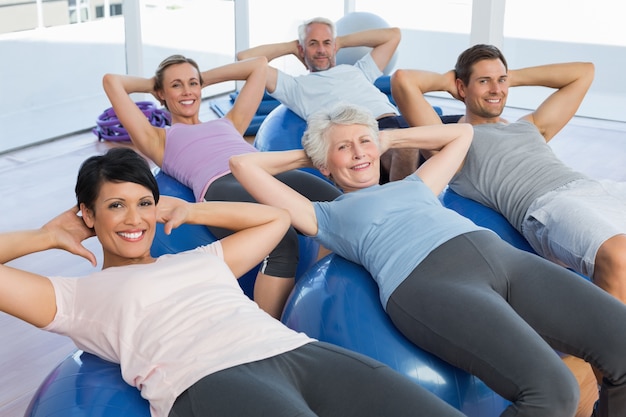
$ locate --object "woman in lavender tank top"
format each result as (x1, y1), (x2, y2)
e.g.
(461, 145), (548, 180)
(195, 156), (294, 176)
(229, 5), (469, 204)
(102, 55), (340, 319)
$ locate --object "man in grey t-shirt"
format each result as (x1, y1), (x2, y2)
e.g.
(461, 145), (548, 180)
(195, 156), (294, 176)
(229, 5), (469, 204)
(391, 44), (626, 304)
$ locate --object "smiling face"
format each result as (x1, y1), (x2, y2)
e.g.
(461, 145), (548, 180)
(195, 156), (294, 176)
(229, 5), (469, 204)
(157, 62), (202, 124)
(81, 181), (157, 268)
(319, 123), (381, 192)
(457, 58), (509, 124)
(299, 22), (337, 72)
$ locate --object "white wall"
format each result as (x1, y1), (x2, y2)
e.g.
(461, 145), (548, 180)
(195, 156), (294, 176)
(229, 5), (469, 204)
(0, 2), (235, 154)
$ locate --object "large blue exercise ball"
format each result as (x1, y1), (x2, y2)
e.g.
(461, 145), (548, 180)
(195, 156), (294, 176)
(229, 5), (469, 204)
(253, 105), (328, 181)
(282, 254), (509, 416)
(335, 12), (398, 75)
(439, 187), (590, 282)
(25, 351), (150, 417)
(439, 188), (535, 253)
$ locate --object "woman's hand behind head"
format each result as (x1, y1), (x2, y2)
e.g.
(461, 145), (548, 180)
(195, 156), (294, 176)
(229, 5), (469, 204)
(43, 207), (97, 266)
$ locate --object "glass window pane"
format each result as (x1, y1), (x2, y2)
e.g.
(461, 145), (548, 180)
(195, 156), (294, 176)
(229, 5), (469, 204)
(0, 0), (236, 152)
(355, 0), (472, 33)
(139, 0), (236, 98)
(353, 0), (472, 75)
(504, 0), (626, 121)
(505, 0), (625, 46)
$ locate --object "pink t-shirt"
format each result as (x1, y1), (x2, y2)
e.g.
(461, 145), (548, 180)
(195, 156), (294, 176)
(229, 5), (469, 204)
(44, 243), (313, 417)
(162, 118), (258, 201)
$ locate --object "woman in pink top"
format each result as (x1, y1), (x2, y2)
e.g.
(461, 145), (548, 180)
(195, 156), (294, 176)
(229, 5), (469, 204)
(102, 55), (340, 319)
(0, 147), (466, 417)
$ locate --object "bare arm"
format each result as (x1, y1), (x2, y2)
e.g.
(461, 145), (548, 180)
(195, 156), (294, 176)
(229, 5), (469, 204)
(156, 196), (290, 279)
(379, 123), (473, 195)
(229, 151), (319, 236)
(203, 57), (269, 135)
(391, 69), (455, 127)
(511, 62), (594, 142)
(391, 69), (462, 161)
(0, 208), (97, 328)
(102, 73), (166, 165)
(336, 27), (401, 73)
(236, 40), (299, 93)
(237, 40), (301, 64)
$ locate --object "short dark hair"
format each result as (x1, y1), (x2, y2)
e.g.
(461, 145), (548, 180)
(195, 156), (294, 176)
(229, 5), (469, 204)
(455, 44), (508, 85)
(75, 147), (159, 211)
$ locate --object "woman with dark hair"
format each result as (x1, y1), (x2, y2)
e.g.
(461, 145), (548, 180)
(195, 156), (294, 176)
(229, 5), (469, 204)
(0, 147), (466, 417)
(230, 103), (626, 417)
(102, 56), (340, 318)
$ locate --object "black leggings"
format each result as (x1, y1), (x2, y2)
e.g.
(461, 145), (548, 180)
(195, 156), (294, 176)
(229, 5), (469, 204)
(204, 171), (340, 277)
(387, 231), (626, 417)
(169, 342), (466, 417)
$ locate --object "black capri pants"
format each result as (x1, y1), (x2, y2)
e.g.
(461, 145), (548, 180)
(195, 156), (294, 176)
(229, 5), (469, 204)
(204, 170), (341, 278)
(169, 341), (466, 417)
(387, 230), (626, 417)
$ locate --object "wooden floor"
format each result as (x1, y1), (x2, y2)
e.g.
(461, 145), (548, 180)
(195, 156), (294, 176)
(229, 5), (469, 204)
(1, 97), (625, 417)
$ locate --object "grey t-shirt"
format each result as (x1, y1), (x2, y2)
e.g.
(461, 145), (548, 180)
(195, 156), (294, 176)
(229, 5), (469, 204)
(450, 120), (585, 231)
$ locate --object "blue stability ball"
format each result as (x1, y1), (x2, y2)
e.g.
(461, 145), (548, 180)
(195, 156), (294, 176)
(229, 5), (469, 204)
(253, 105), (327, 181)
(25, 351), (150, 417)
(439, 188), (535, 253)
(253, 105), (306, 152)
(439, 188), (591, 282)
(282, 254), (510, 416)
(335, 12), (398, 75)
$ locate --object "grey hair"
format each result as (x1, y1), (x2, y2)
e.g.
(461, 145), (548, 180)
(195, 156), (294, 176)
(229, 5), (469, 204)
(302, 103), (380, 170)
(298, 16), (336, 46)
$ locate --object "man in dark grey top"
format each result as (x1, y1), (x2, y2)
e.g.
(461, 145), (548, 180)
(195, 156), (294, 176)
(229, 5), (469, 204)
(391, 44), (626, 306)
(390, 45), (626, 416)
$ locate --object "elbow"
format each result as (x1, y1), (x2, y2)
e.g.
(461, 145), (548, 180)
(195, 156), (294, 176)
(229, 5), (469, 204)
(102, 73), (114, 89)
(278, 208), (292, 231)
(460, 123), (474, 145)
(391, 69), (410, 91)
(228, 155), (242, 174)
(390, 69), (421, 103)
(392, 26), (401, 41)
(228, 154), (253, 180)
(584, 61), (595, 83)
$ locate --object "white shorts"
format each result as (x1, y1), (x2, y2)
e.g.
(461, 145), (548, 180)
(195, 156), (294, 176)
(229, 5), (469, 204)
(522, 178), (626, 278)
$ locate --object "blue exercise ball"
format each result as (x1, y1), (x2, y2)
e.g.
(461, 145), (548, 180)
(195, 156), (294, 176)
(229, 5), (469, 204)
(253, 105), (306, 152)
(335, 12), (398, 75)
(25, 351), (150, 417)
(439, 188), (590, 282)
(439, 188), (535, 253)
(254, 105), (328, 181)
(282, 254), (509, 416)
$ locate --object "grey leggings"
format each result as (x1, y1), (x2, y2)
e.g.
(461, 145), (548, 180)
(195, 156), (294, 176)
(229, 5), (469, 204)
(168, 341), (465, 417)
(205, 171), (340, 278)
(387, 231), (626, 417)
